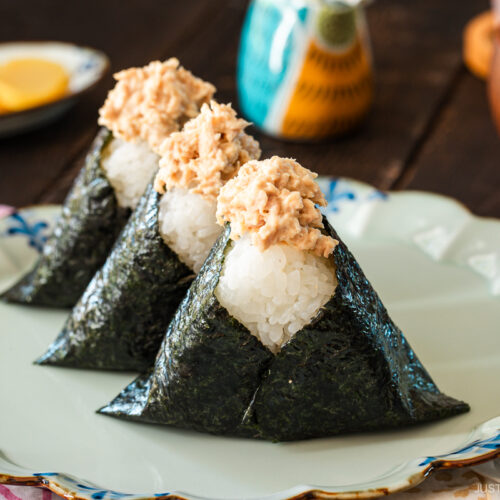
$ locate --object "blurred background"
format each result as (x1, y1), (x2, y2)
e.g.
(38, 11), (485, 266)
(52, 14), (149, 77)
(0, 0), (498, 217)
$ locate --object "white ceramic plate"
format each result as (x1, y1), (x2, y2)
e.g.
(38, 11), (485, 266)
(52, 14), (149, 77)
(0, 178), (499, 500)
(0, 41), (108, 137)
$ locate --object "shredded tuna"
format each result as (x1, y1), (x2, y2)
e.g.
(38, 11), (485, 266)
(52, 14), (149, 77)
(216, 157), (338, 258)
(98, 58), (215, 151)
(154, 101), (261, 201)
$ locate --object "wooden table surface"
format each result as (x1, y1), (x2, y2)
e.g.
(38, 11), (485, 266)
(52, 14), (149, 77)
(1, 0), (499, 217)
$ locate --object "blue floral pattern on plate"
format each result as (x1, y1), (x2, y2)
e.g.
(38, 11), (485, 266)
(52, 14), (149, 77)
(5, 212), (49, 252)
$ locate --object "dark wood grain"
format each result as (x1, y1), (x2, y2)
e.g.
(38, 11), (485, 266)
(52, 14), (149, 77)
(253, 0), (489, 189)
(399, 70), (500, 217)
(152, 0), (489, 191)
(0, 0), (222, 206)
(0, 0), (498, 219)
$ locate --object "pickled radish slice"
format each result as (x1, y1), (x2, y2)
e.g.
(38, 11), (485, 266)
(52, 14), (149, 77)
(0, 58), (69, 112)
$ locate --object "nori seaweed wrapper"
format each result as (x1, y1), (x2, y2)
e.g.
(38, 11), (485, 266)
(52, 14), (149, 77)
(99, 229), (273, 433)
(99, 220), (469, 441)
(37, 182), (194, 371)
(1, 128), (130, 308)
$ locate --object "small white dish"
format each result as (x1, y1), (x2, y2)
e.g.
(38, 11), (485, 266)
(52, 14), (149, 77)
(0, 178), (499, 499)
(0, 41), (109, 137)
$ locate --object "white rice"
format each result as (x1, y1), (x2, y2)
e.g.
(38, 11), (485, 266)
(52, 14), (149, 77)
(101, 137), (159, 209)
(215, 237), (337, 353)
(158, 188), (223, 273)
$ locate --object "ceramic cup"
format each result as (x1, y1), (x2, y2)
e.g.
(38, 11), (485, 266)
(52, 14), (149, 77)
(237, 0), (374, 141)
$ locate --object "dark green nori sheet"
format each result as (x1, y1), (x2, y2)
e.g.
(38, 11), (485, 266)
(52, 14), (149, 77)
(37, 182), (195, 371)
(99, 228), (273, 432)
(1, 128), (130, 308)
(99, 220), (469, 441)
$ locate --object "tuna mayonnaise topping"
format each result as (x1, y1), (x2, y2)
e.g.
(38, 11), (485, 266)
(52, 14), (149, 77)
(216, 157), (339, 258)
(154, 101), (261, 201)
(98, 58), (215, 151)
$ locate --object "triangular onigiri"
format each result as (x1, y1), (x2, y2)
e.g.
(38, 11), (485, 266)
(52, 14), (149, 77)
(99, 221), (469, 440)
(37, 101), (261, 371)
(2, 129), (130, 308)
(37, 182), (194, 371)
